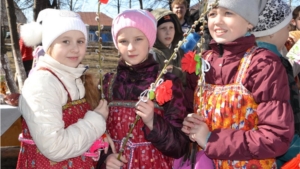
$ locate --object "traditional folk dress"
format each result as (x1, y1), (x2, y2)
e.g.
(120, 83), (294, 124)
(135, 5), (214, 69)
(17, 68), (96, 169)
(105, 74), (173, 169)
(194, 47), (276, 169)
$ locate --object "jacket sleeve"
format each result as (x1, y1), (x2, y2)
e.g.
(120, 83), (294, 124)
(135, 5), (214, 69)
(172, 66), (186, 87)
(143, 74), (189, 159)
(19, 71), (106, 162)
(184, 72), (198, 113)
(205, 52), (294, 160)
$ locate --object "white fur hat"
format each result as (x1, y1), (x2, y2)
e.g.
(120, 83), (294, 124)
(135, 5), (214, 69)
(41, 10), (87, 52)
(252, 0), (292, 37)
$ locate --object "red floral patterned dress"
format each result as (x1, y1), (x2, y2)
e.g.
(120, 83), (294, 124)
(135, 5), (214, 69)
(105, 74), (173, 169)
(17, 68), (96, 169)
(194, 47), (276, 169)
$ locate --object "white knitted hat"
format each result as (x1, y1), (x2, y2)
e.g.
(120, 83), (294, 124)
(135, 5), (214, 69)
(252, 0), (292, 37)
(42, 10), (88, 52)
(36, 8), (58, 24)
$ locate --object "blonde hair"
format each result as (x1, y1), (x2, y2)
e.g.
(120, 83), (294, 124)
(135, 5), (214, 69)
(82, 72), (100, 110)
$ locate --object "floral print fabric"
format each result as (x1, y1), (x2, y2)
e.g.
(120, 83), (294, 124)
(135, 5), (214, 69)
(194, 47), (276, 169)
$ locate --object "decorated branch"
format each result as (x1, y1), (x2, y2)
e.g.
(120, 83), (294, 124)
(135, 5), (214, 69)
(181, 0), (218, 114)
(96, 0), (109, 99)
(179, 1), (219, 168)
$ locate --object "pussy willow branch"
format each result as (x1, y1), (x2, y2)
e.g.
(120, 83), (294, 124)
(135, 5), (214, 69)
(97, 2), (104, 99)
(117, 115), (140, 160)
(196, 0), (218, 114)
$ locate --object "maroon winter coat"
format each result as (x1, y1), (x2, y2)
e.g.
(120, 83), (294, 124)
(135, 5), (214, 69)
(185, 35), (294, 160)
(97, 55), (189, 168)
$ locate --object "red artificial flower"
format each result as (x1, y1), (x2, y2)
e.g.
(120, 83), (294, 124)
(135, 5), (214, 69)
(181, 51), (196, 73)
(155, 80), (173, 105)
(99, 0), (109, 4)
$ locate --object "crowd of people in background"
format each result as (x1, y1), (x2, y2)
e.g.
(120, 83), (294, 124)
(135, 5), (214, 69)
(13, 0), (300, 168)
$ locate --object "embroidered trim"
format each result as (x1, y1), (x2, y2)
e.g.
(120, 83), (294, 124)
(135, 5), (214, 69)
(113, 139), (151, 169)
(234, 46), (258, 84)
(109, 101), (163, 110)
(203, 84), (252, 95)
(63, 98), (87, 110)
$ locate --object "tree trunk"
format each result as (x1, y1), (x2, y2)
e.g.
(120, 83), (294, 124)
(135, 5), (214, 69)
(129, 0), (131, 8)
(1, 25), (18, 94)
(5, 0), (26, 91)
(33, 0), (50, 21)
(138, 0), (143, 9)
(117, 0), (120, 13)
(33, 0), (38, 21)
(70, 0), (73, 11)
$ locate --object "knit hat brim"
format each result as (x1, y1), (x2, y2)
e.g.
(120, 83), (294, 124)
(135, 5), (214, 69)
(157, 15), (175, 27)
(111, 9), (157, 49)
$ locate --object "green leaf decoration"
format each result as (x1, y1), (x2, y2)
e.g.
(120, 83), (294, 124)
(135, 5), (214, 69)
(194, 54), (201, 75)
(149, 90), (155, 100)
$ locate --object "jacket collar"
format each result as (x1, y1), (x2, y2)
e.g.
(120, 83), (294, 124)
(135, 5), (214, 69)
(256, 41), (282, 57)
(209, 35), (257, 59)
(117, 54), (159, 74)
(37, 54), (88, 78)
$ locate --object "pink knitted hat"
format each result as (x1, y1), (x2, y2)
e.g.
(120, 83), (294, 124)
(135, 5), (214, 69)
(111, 9), (157, 49)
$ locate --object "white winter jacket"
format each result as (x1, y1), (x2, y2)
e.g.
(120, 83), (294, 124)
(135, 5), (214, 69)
(19, 54), (106, 162)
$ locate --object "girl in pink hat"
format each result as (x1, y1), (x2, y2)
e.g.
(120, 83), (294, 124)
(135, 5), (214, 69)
(96, 9), (189, 169)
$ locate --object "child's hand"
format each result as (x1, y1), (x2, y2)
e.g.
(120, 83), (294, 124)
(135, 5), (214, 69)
(103, 133), (116, 154)
(135, 97), (155, 130)
(94, 99), (109, 120)
(105, 154), (128, 169)
(182, 113), (206, 134)
(182, 113), (209, 148)
(189, 121), (210, 148)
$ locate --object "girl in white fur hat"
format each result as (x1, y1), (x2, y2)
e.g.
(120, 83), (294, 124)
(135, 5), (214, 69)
(17, 9), (112, 168)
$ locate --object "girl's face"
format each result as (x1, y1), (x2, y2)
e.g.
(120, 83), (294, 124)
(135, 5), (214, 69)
(157, 22), (175, 47)
(48, 30), (86, 68)
(207, 7), (253, 44)
(291, 12), (300, 30)
(117, 27), (149, 65)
